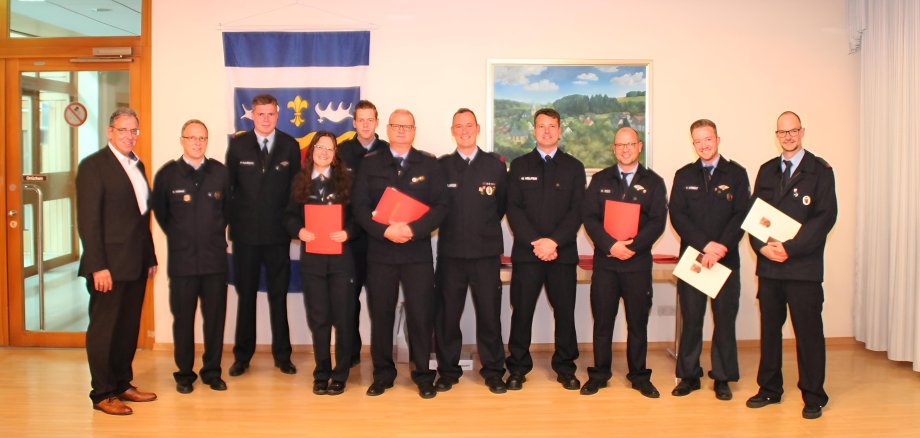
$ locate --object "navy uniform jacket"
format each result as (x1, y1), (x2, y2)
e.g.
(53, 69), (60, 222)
(338, 134), (390, 174)
(76, 147), (157, 280)
(352, 147), (449, 264)
(669, 157), (751, 270)
(750, 150), (837, 281)
(151, 157), (230, 277)
(437, 148), (507, 259)
(506, 149), (585, 264)
(282, 172), (359, 273)
(225, 130), (302, 245)
(582, 164), (667, 272)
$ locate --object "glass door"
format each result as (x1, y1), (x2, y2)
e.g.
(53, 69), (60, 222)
(8, 63), (131, 346)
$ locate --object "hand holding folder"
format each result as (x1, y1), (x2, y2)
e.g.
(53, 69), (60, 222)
(372, 187), (430, 225)
(604, 200), (640, 240)
(672, 246), (732, 298)
(303, 204), (342, 254)
(741, 198), (802, 243)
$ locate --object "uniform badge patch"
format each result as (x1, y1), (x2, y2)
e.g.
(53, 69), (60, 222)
(803, 195), (811, 205)
(183, 194), (191, 203)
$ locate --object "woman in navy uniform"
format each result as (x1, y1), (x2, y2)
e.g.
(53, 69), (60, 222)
(284, 131), (357, 396)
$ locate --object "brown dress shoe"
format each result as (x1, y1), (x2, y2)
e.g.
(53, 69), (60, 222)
(117, 387), (157, 402)
(93, 397), (133, 415)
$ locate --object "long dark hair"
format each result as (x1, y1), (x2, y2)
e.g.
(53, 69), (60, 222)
(291, 131), (351, 204)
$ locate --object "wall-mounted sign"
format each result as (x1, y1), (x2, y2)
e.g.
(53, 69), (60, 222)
(23, 175), (47, 182)
(64, 102), (88, 127)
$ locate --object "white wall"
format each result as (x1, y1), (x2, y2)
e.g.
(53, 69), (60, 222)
(150, 0), (858, 347)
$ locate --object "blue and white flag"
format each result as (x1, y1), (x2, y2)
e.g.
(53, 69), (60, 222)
(223, 31), (370, 159)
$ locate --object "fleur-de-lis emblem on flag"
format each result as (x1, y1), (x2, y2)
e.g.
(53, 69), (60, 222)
(287, 96), (309, 127)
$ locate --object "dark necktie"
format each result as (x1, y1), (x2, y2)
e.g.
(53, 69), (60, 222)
(394, 156), (404, 175)
(465, 157), (472, 166)
(621, 171), (632, 193)
(261, 138), (270, 171)
(544, 154), (552, 165)
(703, 165), (714, 182)
(781, 160), (792, 189)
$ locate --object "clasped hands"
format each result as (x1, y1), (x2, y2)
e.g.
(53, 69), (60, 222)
(759, 240), (788, 263)
(383, 222), (414, 243)
(298, 228), (349, 243)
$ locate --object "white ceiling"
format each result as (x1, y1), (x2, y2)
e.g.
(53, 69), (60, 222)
(10, 0), (141, 37)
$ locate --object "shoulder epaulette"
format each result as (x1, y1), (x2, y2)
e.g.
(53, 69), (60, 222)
(815, 156), (832, 169)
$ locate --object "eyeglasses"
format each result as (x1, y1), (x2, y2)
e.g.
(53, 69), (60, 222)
(775, 128), (802, 137)
(614, 142), (638, 150)
(314, 145), (334, 152)
(113, 127), (140, 136)
(388, 124), (415, 131)
(181, 136), (208, 143)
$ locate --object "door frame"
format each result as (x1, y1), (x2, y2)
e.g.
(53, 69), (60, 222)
(0, 0), (153, 348)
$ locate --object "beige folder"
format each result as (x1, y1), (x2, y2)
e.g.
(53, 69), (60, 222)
(673, 246), (732, 298)
(741, 198), (802, 243)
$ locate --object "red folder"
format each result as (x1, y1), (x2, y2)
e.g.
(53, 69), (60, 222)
(372, 187), (430, 225)
(304, 204), (342, 254)
(604, 200), (640, 240)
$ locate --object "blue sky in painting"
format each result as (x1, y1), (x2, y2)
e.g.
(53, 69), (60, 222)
(493, 64), (647, 104)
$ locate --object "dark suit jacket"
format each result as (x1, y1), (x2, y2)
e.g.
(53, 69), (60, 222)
(437, 148), (508, 259)
(669, 156), (751, 270)
(352, 147), (449, 264)
(338, 134), (390, 174)
(76, 146), (157, 281)
(582, 163), (667, 272)
(506, 149), (585, 264)
(750, 150), (837, 281)
(225, 129), (302, 245)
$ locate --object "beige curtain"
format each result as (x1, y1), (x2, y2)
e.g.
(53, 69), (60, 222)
(852, 0), (920, 371)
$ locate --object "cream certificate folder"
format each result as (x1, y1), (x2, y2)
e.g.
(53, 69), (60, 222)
(742, 198), (802, 243)
(673, 247), (732, 298)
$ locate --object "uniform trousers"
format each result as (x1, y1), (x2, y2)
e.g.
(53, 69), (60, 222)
(506, 261), (578, 377)
(366, 262), (436, 385)
(231, 242), (292, 364)
(676, 270), (740, 382)
(434, 256), (505, 381)
(587, 268), (653, 384)
(169, 273), (228, 385)
(350, 248), (367, 362)
(756, 277), (829, 407)
(85, 275), (147, 404)
(299, 255), (356, 383)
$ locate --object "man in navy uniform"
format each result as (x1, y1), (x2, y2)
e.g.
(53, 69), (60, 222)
(505, 108), (585, 391)
(433, 108), (508, 394)
(77, 107), (158, 415)
(668, 119), (750, 400)
(580, 127), (667, 398)
(352, 109), (448, 399)
(337, 99), (389, 366)
(746, 111), (837, 420)
(152, 119), (231, 394)
(226, 94), (302, 376)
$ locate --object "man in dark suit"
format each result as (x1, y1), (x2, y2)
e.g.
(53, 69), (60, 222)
(669, 119), (750, 400)
(226, 94), (302, 376)
(352, 109), (448, 399)
(336, 99), (389, 366)
(434, 108), (508, 394)
(77, 107), (158, 415)
(505, 108), (585, 392)
(580, 127), (667, 398)
(152, 119), (231, 394)
(746, 111), (837, 420)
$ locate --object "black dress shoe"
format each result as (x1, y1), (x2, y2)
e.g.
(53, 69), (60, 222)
(327, 381), (346, 396)
(435, 378), (457, 392)
(671, 379), (701, 396)
(802, 405), (823, 419)
(176, 382), (194, 394)
(418, 383), (437, 399)
(275, 361), (297, 375)
(632, 381), (660, 398)
(505, 373), (526, 391)
(746, 392), (781, 408)
(205, 378), (227, 391)
(580, 379), (607, 396)
(557, 374), (581, 390)
(313, 380), (328, 395)
(714, 380), (732, 400)
(485, 377), (507, 394)
(366, 381), (393, 396)
(228, 361), (249, 377)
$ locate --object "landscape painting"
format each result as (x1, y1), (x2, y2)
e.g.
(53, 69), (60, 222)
(487, 60), (650, 171)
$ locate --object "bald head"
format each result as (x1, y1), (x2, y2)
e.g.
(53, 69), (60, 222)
(613, 127), (643, 168)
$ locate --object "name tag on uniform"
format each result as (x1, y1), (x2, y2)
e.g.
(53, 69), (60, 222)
(521, 176), (538, 181)
(240, 161), (256, 166)
(600, 189), (611, 194)
(447, 183), (458, 188)
(171, 189), (186, 194)
(684, 185), (699, 191)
